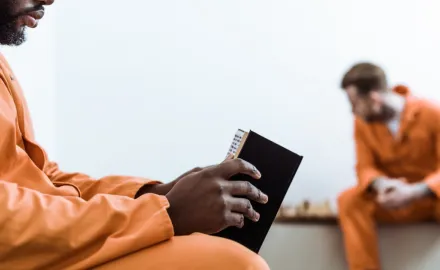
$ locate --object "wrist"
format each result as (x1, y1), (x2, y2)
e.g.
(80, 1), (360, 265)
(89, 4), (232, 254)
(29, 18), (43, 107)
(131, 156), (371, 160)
(135, 183), (172, 198)
(411, 183), (434, 200)
(165, 194), (184, 236)
(370, 178), (385, 192)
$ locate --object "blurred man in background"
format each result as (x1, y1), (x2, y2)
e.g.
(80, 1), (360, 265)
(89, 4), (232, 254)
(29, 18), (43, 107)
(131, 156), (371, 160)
(0, 0), (270, 269)
(338, 62), (440, 270)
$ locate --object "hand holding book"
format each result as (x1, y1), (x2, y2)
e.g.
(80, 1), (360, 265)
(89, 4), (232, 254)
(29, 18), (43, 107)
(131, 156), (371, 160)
(166, 158), (268, 236)
(215, 129), (303, 253)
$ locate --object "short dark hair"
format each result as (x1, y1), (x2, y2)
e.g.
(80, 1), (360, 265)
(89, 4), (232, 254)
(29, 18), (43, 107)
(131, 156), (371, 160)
(340, 62), (387, 95)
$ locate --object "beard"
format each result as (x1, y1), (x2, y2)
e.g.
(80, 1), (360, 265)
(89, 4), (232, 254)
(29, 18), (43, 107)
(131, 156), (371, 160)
(0, 21), (26, 46)
(363, 105), (395, 123)
(0, 0), (26, 46)
(363, 114), (384, 123)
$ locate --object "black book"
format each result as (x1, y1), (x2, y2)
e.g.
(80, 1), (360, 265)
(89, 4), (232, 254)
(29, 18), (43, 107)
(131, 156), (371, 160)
(213, 129), (303, 253)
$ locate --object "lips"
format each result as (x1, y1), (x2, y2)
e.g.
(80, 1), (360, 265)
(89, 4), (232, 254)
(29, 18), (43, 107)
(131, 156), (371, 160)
(19, 9), (45, 28)
(27, 9), (45, 20)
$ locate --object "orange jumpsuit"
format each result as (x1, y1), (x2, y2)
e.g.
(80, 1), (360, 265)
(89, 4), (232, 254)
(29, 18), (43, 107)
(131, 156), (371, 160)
(338, 86), (440, 270)
(0, 54), (269, 270)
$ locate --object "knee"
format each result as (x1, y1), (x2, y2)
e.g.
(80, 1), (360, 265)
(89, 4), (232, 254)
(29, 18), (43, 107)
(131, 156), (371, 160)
(194, 234), (269, 270)
(337, 187), (366, 217)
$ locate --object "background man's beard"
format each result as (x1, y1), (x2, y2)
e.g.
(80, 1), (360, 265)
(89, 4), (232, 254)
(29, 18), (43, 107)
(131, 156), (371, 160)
(364, 105), (395, 123)
(0, 21), (26, 46)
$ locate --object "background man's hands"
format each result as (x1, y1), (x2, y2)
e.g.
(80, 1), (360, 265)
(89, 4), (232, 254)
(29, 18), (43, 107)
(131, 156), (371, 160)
(165, 158), (268, 236)
(372, 178), (433, 209)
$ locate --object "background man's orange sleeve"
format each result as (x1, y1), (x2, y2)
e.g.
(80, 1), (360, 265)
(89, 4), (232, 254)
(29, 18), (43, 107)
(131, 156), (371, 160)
(354, 119), (385, 192)
(0, 180), (173, 270)
(424, 107), (440, 197)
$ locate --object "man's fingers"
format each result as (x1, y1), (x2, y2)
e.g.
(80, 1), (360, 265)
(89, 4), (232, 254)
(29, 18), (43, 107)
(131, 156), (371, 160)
(213, 158), (261, 179)
(377, 194), (389, 206)
(377, 192), (402, 209)
(228, 197), (260, 222)
(384, 179), (406, 189)
(377, 187), (393, 197)
(227, 181), (268, 204)
(225, 212), (245, 229)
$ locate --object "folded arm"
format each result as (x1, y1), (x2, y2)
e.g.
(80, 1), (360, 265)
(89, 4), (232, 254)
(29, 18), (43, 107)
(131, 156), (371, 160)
(354, 119), (386, 192)
(44, 161), (162, 200)
(422, 108), (440, 198)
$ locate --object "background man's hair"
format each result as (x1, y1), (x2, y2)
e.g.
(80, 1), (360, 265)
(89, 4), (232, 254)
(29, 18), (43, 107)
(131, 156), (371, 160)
(340, 62), (387, 95)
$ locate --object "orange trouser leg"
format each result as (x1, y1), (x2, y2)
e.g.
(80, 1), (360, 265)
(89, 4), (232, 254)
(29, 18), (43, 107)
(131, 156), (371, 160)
(94, 233), (270, 270)
(338, 187), (436, 270)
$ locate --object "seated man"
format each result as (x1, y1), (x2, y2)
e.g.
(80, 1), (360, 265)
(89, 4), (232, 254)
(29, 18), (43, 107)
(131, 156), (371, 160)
(338, 62), (440, 270)
(0, 0), (270, 269)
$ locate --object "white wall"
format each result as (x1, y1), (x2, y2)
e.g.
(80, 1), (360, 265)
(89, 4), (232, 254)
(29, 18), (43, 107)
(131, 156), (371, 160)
(1, 11), (57, 160)
(52, 0), (440, 204)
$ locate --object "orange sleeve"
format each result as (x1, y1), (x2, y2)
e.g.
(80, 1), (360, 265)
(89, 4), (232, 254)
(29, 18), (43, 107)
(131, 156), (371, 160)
(0, 179), (173, 270)
(423, 106), (440, 196)
(354, 119), (385, 192)
(44, 161), (161, 200)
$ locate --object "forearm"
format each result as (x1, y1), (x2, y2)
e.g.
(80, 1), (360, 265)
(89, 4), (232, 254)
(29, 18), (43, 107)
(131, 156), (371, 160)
(45, 161), (161, 199)
(423, 170), (440, 198)
(356, 164), (385, 193)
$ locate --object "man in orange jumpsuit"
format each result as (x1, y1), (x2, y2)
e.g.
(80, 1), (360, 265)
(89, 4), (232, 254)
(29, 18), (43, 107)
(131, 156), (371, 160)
(338, 62), (440, 270)
(0, 0), (270, 269)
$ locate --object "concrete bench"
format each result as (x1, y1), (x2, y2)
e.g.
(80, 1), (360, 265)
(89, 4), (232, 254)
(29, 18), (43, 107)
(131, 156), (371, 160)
(259, 218), (440, 270)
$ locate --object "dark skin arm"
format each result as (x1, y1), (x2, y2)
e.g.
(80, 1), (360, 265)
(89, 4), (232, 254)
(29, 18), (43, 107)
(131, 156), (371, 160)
(135, 167), (203, 197)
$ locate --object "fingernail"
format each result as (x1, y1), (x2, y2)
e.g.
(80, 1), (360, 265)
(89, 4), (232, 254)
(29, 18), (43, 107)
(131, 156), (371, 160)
(262, 194), (269, 203)
(253, 167), (261, 178)
(254, 212), (260, 222)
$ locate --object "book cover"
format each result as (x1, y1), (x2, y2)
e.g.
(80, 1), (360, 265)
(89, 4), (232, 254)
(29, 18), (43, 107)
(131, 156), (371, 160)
(215, 129), (303, 253)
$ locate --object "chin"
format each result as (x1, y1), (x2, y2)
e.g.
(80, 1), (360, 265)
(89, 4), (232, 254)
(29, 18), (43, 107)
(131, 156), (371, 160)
(0, 17), (26, 45)
(0, 31), (26, 46)
(364, 116), (384, 123)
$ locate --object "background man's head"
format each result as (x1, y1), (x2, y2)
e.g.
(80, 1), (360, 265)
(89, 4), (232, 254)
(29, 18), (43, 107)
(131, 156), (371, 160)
(341, 62), (393, 123)
(0, 0), (54, 46)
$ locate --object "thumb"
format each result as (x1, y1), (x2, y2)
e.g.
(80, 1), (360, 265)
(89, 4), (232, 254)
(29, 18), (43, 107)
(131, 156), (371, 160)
(224, 153), (234, 162)
(377, 188), (387, 198)
(377, 192), (389, 205)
